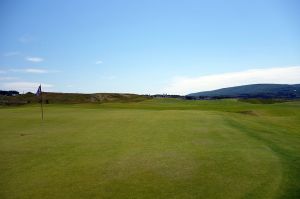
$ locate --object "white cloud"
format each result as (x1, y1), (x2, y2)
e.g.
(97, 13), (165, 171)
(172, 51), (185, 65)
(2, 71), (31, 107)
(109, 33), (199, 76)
(24, 68), (48, 74)
(0, 70), (6, 74)
(3, 51), (20, 57)
(0, 77), (18, 81)
(10, 68), (49, 74)
(0, 82), (53, 92)
(95, 60), (103, 64)
(26, 56), (44, 62)
(163, 66), (300, 95)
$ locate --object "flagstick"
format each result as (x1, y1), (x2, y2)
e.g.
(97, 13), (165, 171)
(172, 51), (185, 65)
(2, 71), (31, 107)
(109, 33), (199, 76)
(40, 85), (44, 120)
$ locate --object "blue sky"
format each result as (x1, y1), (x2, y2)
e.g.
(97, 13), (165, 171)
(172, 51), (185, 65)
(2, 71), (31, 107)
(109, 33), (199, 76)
(0, 0), (300, 94)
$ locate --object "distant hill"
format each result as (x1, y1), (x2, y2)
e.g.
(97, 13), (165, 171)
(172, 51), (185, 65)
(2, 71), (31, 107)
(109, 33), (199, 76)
(0, 92), (150, 105)
(187, 84), (300, 99)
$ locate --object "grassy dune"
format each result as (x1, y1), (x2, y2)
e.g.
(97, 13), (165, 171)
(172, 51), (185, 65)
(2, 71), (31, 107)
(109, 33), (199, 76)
(0, 99), (299, 199)
(0, 92), (149, 105)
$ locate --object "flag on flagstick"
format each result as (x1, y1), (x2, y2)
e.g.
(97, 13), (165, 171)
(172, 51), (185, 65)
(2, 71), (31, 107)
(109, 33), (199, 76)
(36, 85), (42, 96)
(36, 84), (44, 120)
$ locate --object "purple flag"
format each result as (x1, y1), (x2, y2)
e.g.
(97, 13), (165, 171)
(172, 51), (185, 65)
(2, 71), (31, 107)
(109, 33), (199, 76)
(36, 85), (42, 96)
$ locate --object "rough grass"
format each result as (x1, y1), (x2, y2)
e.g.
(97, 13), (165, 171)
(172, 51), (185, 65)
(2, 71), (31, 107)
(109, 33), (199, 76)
(0, 92), (149, 105)
(0, 99), (299, 199)
(237, 98), (289, 104)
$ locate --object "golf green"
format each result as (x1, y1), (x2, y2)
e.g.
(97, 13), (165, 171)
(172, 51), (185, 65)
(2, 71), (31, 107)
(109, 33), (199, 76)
(1, 99), (299, 199)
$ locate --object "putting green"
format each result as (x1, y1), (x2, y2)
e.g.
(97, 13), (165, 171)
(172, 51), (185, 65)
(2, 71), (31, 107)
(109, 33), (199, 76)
(0, 99), (299, 199)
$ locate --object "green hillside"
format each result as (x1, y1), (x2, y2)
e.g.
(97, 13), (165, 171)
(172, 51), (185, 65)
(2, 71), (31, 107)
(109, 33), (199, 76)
(188, 84), (300, 98)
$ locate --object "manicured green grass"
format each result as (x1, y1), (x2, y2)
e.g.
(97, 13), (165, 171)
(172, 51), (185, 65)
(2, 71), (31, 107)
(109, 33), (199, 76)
(1, 99), (300, 199)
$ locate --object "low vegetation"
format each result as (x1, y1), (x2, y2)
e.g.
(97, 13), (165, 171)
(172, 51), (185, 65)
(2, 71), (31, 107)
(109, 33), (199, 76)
(0, 92), (150, 105)
(237, 98), (289, 104)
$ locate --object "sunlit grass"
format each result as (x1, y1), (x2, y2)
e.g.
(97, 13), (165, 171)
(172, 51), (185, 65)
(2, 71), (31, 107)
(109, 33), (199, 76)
(1, 99), (299, 198)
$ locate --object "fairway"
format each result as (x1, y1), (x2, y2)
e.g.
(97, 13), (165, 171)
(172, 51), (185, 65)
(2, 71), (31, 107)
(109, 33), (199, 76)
(1, 99), (300, 199)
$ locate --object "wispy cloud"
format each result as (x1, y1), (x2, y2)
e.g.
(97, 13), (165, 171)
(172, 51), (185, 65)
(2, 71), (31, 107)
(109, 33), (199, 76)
(0, 70), (6, 74)
(163, 66), (300, 95)
(10, 68), (50, 74)
(24, 68), (48, 74)
(0, 77), (18, 81)
(95, 60), (103, 64)
(0, 81), (53, 92)
(3, 51), (21, 57)
(19, 35), (34, 44)
(26, 56), (44, 63)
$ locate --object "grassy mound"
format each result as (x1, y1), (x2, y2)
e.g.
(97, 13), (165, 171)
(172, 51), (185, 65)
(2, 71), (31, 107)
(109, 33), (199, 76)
(0, 92), (149, 105)
(238, 98), (289, 104)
